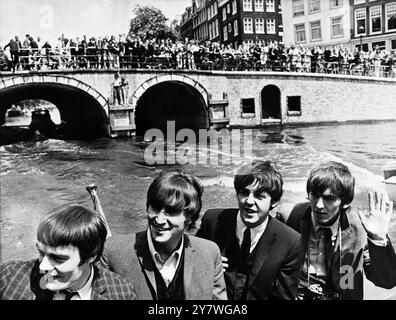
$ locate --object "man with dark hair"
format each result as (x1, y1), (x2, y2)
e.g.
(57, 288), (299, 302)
(0, 205), (135, 300)
(196, 160), (303, 300)
(104, 170), (227, 300)
(278, 161), (396, 300)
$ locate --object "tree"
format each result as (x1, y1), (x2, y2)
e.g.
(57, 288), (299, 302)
(129, 5), (180, 41)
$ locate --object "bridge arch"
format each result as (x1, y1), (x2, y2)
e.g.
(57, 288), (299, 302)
(0, 75), (110, 138)
(132, 75), (209, 136)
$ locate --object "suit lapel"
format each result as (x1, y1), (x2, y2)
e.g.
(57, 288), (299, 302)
(135, 231), (157, 296)
(183, 234), (195, 298)
(247, 217), (277, 289)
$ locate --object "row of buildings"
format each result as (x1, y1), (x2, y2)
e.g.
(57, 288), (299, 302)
(179, 0), (396, 52)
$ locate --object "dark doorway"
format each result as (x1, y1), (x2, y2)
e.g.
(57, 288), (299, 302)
(135, 81), (208, 136)
(261, 85), (281, 119)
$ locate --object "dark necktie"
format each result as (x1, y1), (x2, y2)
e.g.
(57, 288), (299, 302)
(319, 227), (333, 271)
(240, 228), (251, 260)
(61, 290), (77, 300)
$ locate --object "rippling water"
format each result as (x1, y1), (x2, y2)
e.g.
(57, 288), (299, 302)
(1, 121), (395, 298)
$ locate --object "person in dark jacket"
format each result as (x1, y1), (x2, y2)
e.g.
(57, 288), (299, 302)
(277, 161), (396, 300)
(196, 160), (303, 300)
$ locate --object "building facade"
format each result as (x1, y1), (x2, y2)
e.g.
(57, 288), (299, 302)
(181, 0), (283, 48)
(351, 0), (396, 52)
(282, 0), (352, 48)
(180, 6), (194, 41)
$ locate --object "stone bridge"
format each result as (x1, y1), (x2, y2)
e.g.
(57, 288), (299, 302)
(1, 69), (395, 138)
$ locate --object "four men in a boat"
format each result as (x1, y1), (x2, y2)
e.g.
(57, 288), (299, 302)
(1, 160), (396, 300)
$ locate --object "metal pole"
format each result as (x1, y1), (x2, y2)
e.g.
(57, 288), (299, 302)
(86, 184), (112, 237)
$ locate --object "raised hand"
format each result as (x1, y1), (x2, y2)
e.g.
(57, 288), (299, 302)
(221, 256), (229, 272)
(358, 191), (393, 242)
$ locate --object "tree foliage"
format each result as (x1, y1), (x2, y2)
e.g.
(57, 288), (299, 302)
(129, 5), (180, 41)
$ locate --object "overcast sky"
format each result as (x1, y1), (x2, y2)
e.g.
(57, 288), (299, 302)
(0, 0), (191, 45)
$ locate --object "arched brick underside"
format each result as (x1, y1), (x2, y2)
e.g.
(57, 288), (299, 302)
(0, 75), (109, 137)
(132, 75), (209, 136)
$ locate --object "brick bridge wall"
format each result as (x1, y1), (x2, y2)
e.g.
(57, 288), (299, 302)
(1, 70), (395, 128)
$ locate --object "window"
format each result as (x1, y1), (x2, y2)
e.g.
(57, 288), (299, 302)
(243, 0), (253, 11)
(310, 21), (321, 41)
(266, 0), (275, 12)
(355, 8), (366, 35)
(232, 1), (237, 14)
(287, 96), (301, 115)
(354, 0), (365, 4)
(227, 4), (231, 14)
(295, 23), (306, 43)
(267, 18), (276, 34)
(234, 19), (239, 35)
(241, 98), (255, 114)
(228, 23), (232, 33)
(293, 0), (304, 17)
(244, 18), (253, 33)
(309, 0), (320, 13)
(223, 26), (228, 41)
(386, 3), (396, 31)
(214, 3), (218, 15)
(331, 16), (344, 37)
(330, 0), (343, 9)
(370, 6), (382, 33)
(392, 39), (396, 50)
(209, 22), (213, 39)
(255, 0), (264, 12)
(372, 41), (385, 50)
(256, 18), (265, 33)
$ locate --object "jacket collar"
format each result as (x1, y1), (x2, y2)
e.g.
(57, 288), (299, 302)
(134, 230), (195, 299)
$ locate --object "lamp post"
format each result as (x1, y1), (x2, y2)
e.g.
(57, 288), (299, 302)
(358, 26), (365, 51)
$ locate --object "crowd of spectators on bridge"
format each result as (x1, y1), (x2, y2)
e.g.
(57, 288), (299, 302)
(1, 33), (396, 78)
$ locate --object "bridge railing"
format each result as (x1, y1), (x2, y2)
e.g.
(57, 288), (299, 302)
(3, 48), (396, 79)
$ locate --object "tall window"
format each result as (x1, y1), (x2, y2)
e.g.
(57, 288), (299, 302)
(309, 0), (320, 13)
(386, 2), (396, 31)
(256, 18), (265, 34)
(310, 21), (321, 41)
(266, 0), (275, 12)
(355, 8), (366, 35)
(255, 0), (264, 12)
(209, 22), (213, 39)
(330, 0), (343, 9)
(243, 0), (253, 11)
(223, 26), (228, 41)
(295, 23), (306, 43)
(293, 0), (305, 17)
(267, 18), (276, 34)
(232, 0), (237, 14)
(234, 19), (239, 35)
(244, 18), (253, 33)
(214, 3), (218, 15)
(370, 6), (382, 33)
(331, 16), (344, 37)
(223, 7), (226, 21)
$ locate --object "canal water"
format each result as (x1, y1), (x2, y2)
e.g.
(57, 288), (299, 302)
(1, 120), (395, 299)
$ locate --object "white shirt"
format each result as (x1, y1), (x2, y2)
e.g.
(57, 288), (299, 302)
(236, 211), (269, 254)
(147, 229), (184, 287)
(53, 265), (94, 300)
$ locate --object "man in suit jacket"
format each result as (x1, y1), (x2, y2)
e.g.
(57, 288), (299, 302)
(196, 160), (303, 300)
(0, 205), (135, 300)
(103, 170), (227, 300)
(278, 161), (396, 300)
